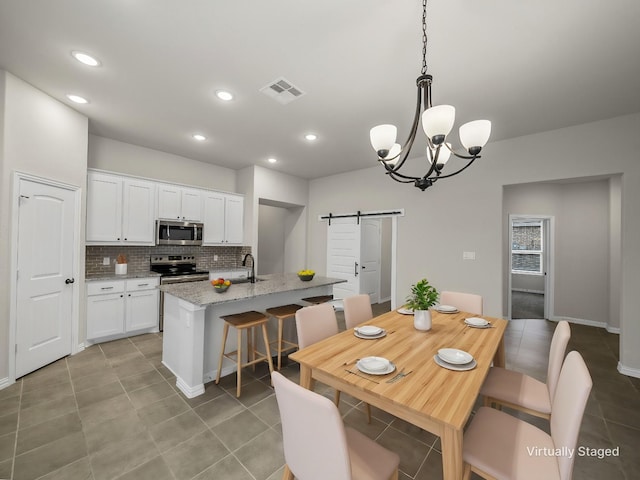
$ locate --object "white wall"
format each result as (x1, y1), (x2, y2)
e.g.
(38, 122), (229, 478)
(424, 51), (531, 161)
(0, 71), (88, 381)
(308, 113), (640, 375)
(88, 135), (236, 192)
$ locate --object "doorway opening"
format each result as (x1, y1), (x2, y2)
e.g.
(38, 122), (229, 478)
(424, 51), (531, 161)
(508, 215), (553, 320)
(257, 199), (306, 276)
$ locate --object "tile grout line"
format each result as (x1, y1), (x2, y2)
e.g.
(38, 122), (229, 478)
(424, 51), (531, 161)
(111, 336), (179, 480)
(9, 379), (23, 480)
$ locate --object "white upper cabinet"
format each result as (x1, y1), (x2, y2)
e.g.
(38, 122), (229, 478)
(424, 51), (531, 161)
(157, 184), (202, 221)
(87, 170), (243, 246)
(202, 191), (244, 245)
(224, 194), (244, 244)
(87, 171), (155, 245)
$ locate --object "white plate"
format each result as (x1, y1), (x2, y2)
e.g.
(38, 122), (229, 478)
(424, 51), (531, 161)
(436, 305), (459, 313)
(354, 330), (386, 340)
(355, 325), (383, 336)
(465, 317), (489, 327)
(357, 357), (396, 375)
(466, 323), (493, 329)
(433, 355), (477, 371)
(397, 307), (414, 315)
(437, 348), (474, 365)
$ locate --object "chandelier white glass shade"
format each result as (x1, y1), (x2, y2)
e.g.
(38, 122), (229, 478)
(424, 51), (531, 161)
(370, 0), (491, 191)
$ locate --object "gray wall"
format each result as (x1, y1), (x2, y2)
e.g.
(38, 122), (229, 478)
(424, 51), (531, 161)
(307, 113), (640, 375)
(380, 217), (392, 302)
(257, 204), (287, 274)
(240, 166), (309, 275)
(504, 179), (615, 328)
(511, 273), (545, 293)
(88, 135), (237, 193)
(0, 71), (88, 381)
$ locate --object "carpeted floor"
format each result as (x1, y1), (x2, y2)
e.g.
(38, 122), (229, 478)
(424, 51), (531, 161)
(511, 291), (544, 319)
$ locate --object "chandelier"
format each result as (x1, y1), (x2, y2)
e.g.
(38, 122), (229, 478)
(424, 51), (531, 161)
(369, 0), (491, 191)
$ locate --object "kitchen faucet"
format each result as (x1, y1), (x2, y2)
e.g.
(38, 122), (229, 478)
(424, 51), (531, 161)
(242, 253), (256, 283)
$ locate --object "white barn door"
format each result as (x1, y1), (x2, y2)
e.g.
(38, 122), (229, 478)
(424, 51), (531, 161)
(326, 217), (381, 302)
(326, 218), (361, 299)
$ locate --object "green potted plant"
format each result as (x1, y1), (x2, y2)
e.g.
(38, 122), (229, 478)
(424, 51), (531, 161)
(405, 278), (439, 331)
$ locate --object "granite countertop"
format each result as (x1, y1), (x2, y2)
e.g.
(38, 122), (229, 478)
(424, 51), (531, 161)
(85, 271), (162, 282)
(159, 273), (346, 307)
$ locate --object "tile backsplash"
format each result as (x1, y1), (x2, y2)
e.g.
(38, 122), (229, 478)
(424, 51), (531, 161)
(86, 245), (252, 276)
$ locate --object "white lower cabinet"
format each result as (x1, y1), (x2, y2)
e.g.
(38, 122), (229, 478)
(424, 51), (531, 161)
(86, 277), (159, 342)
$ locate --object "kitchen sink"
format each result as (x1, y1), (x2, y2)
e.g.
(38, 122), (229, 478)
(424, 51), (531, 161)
(230, 277), (265, 284)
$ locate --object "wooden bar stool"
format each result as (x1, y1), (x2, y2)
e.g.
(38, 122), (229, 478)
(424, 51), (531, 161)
(215, 310), (274, 397)
(301, 294), (333, 304)
(266, 304), (303, 370)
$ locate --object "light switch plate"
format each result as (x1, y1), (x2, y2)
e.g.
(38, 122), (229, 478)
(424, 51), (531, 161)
(463, 251), (476, 260)
(102, 257), (110, 265)
(214, 255), (218, 261)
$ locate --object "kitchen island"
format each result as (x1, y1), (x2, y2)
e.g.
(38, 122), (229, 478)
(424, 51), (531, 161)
(159, 273), (345, 397)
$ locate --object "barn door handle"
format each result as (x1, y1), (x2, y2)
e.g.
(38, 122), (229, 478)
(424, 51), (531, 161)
(354, 262), (359, 276)
(65, 278), (75, 284)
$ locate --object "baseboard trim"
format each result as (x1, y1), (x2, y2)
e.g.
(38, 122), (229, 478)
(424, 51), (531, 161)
(549, 315), (620, 334)
(0, 377), (13, 391)
(204, 365), (237, 384)
(512, 288), (545, 295)
(617, 362), (640, 379)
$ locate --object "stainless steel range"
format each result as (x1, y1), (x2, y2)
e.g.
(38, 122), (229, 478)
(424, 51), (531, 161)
(150, 254), (209, 330)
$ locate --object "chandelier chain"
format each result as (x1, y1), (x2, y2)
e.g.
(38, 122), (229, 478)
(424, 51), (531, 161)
(421, 0), (428, 75)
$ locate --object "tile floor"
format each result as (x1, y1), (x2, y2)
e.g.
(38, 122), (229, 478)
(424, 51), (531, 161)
(0, 306), (638, 480)
(511, 291), (545, 319)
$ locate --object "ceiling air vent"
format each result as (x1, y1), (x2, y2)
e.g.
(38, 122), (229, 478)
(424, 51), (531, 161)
(259, 77), (306, 105)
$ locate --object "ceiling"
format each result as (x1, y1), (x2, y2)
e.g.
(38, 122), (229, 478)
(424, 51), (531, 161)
(1, 0), (639, 180)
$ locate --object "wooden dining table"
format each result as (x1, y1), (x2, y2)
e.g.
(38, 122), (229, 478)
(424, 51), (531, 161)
(288, 308), (508, 480)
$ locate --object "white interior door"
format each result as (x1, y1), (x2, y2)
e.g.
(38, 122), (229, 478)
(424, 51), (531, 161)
(326, 218), (361, 299)
(360, 219), (381, 303)
(15, 179), (75, 377)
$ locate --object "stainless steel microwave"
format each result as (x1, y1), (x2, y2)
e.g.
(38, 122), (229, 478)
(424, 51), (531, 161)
(156, 220), (204, 246)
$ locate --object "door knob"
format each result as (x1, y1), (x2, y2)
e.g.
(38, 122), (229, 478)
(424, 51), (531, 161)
(65, 278), (75, 284)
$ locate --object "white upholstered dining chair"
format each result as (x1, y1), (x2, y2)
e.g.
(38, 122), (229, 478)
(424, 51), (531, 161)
(272, 372), (400, 480)
(295, 303), (339, 350)
(295, 303), (372, 423)
(343, 294), (374, 330)
(463, 351), (592, 480)
(341, 294), (374, 423)
(439, 291), (483, 315)
(481, 320), (571, 419)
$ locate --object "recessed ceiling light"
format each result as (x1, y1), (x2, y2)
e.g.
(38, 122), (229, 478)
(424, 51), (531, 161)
(67, 94), (88, 104)
(267, 158), (278, 164)
(71, 51), (100, 67)
(216, 90), (234, 101)
(304, 133), (318, 141)
(192, 134), (207, 141)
